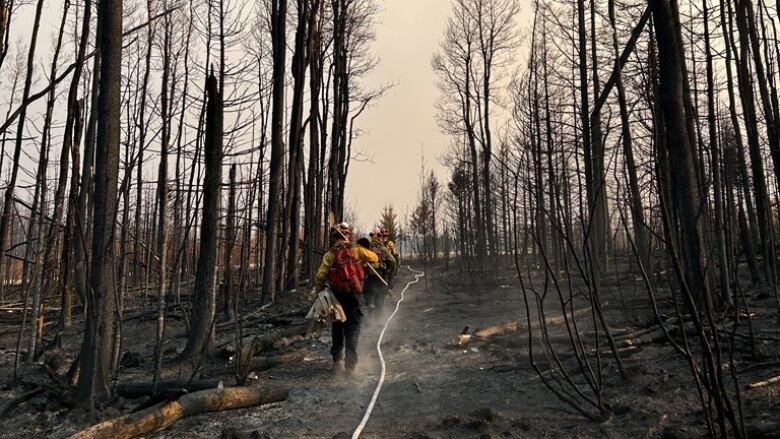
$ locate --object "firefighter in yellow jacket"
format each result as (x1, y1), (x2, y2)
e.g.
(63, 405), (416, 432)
(382, 227), (400, 276)
(364, 228), (396, 315)
(314, 223), (379, 373)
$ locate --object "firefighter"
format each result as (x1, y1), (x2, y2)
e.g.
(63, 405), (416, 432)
(314, 223), (379, 373)
(382, 227), (400, 276)
(364, 228), (396, 315)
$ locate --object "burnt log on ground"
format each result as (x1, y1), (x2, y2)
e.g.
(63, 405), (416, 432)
(116, 378), (225, 399)
(467, 307), (593, 342)
(0, 386), (43, 418)
(214, 309), (308, 332)
(217, 321), (315, 361)
(200, 349), (309, 379)
(747, 375), (780, 389)
(67, 386), (288, 439)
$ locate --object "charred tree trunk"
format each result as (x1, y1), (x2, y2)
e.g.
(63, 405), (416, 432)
(134, 2), (156, 289)
(56, 0), (92, 330)
(651, 0), (709, 304)
(328, 0), (350, 220)
(0, 0), (12, 72)
(75, 38), (102, 311)
(179, 73), (223, 361)
(77, 0), (123, 404)
(703, 0), (731, 305)
(719, 0), (761, 283)
(576, 0), (603, 283)
(284, 0), (309, 290)
(261, 0), (287, 303)
(609, 0), (650, 273)
(153, 17), (173, 387)
(61, 101), (85, 330)
(304, 0), (324, 281)
(223, 164), (237, 321)
(27, 0), (70, 360)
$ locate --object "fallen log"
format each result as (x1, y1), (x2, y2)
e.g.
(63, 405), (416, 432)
(116, 379), (224, 399)
(473, 321), (518, 340)
(616, 323), (695, 349)
(68, 386), (289, 439)
(200, 350), (308, 379)
(613, 317), (680, 342)
(0, 386), (43, 418)
(240, 322), (315, 360)
(215, 309), (307, 332)
(469, 307), (592, 342)
(747, 375), (780, 389)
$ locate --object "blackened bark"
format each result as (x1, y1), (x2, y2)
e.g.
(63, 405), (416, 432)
(223, 164), (237, 321)
(180, 73), (223, 361)
(261, 0), (287, 303)
(284, 0), (309, 290)
(304, 0), (324, 281)
(153, 17), (173, 387)
(0, 0), (11, 71)
(57, 0), (92, 330)
(61, 101), (85, 330)
(75, 39), (102, 309)
(609, 0), (650, 273)
(77, 0), (123, 404)
(28, 0), (70, 360)
(328, 0), (349, 220)
(651, 0), (708, 301)
(703, 0), (731, 305)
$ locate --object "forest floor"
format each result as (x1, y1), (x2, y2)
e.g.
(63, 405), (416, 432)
(1, 261), (780, 438)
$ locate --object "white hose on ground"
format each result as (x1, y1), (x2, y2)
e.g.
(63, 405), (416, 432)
(351, 266), (425, 439)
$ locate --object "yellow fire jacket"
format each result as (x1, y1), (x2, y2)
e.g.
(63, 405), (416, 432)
(384, 239), (399, 274)
(371, 236), (397, 272)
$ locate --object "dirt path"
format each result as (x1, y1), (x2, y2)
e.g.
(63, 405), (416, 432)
(153, 268), (628, 438)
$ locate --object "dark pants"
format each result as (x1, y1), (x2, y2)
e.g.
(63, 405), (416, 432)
(331, 290), (363, 369)
(363, 276), (386, 314)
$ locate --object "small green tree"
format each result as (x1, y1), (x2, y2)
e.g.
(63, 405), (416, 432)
(410, 198), (432, 260)
(379, 204), (399, 241)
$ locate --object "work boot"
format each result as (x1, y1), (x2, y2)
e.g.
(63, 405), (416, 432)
(332, 354), (346, 374)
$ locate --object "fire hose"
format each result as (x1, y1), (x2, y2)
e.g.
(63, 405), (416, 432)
(351, 266), (425, 439)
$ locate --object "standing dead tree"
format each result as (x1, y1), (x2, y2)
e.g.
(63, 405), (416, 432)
(76, 0), (123, 405)
(260, 0), (287, 304)
(179, 72), (223, 362)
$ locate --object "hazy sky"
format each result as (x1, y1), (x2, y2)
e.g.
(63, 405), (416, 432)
(345, 0), (453, 231)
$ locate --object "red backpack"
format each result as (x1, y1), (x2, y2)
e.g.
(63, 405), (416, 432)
(328, 244), (365, 293)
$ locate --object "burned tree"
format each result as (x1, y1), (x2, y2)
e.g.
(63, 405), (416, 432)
(260, 0), (287, 303)
(179, 72), (223, 361)
(76, 0), (123, 404)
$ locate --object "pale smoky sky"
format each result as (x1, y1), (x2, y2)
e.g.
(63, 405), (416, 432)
(346, 0), (453, 231)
